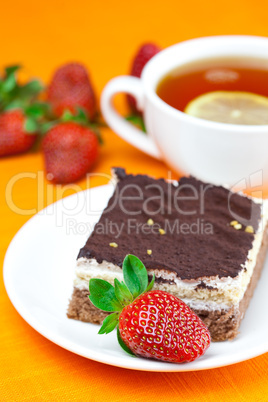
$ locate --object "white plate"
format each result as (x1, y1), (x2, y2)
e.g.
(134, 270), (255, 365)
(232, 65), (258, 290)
(4, 184), (268, 372)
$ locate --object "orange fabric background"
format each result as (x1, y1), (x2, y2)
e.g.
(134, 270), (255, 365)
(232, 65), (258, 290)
(1, 0), (268, 400)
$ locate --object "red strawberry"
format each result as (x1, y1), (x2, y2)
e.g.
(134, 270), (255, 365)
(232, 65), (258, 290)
(42, 122), (98, 184)
(119, 290), (210, 363)
(47, 63), (96, 120)
(89, 255), (210, 364)
(0, 110), (36, 157)
(127, 43), (161, 113)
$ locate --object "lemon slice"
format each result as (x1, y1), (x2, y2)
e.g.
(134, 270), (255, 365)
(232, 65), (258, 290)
(184, 91), (268, 125)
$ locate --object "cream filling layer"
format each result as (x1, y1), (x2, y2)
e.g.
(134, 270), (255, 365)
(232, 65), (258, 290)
(74, 201), (268, 311)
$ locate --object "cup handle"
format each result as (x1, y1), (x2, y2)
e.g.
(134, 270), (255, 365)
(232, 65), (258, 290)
(101, 76), (162, 159)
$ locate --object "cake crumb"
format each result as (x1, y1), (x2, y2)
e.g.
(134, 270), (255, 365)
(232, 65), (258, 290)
(245, 225), (254, 233)
(147, 249), (152, 255)
(147, 218), (154, 226)
(234, 223), (242, 230)
(159, 228), (166, 235)
(230, 220), (238, 226)
(109, 242), (118, 248)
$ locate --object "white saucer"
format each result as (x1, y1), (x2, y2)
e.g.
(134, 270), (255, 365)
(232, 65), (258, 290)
(4, 185), (268, 371)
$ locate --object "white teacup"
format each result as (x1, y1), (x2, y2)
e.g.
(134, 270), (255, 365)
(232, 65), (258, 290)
(101, 36), (268, 189)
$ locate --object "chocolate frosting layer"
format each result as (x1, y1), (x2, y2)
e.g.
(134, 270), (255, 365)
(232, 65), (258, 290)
(78, 168), (261, 279)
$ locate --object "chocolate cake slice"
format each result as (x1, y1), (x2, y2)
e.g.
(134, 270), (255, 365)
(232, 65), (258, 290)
(67, 168), (268, 341)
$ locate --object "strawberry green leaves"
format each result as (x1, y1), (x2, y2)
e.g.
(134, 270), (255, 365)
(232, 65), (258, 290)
(123, 254), (154, 298)
(114, 278), (133, 305)
(18, 80), (43, 100)
(0, 65), (44, 112)
(61, 108), (88, 125)
(40, 107), (103, 144)
(89, 279), (122, 312)
(23, 102), (50, 133)
(0, 65), (20, 96)
(24, 118), (39, 134)
(88, 254), (155, 340)
(0, 65), (46, 135)
(98, 312), (119, 335)
(5, 65), (21, 76)
(2, 68), (17, 93)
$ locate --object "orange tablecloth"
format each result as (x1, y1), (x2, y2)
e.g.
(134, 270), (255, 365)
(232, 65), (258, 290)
(1, 0), (268, 400)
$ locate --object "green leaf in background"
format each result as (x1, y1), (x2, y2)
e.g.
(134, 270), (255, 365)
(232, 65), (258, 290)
(89, 278), (122, 312)
(114, 278), (133, 307)
(1, 65), (21, 95)
(62, 107), (88, 125)
(98, 312), (119, 334)
(2, 72), (17, 93)
(117, 327), (136, 357)
(25, 102), (49, 119)
(75, 107), (88, 124)
(18, 80), (44, 99)
(61, 109), (74, 122)
(89, 125), (103, 145)
(3, 99), (25, 111)
(0, 65), (44, 113)
(5, 65), (21, 76)
(125, 114), (146, 132)
(122, 254), (148, 298)
(40, 121), (56, 135)
(24, 117), (39, 133)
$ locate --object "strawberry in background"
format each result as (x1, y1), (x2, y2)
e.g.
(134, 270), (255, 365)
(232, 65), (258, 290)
(127, 43), (161, 114)
(0, 110), (37, 157)
(0, 65), (44, 157)
(45, 63), (100, 183)
(47, 63), (96, 120)
(42, 109), (100, 184)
